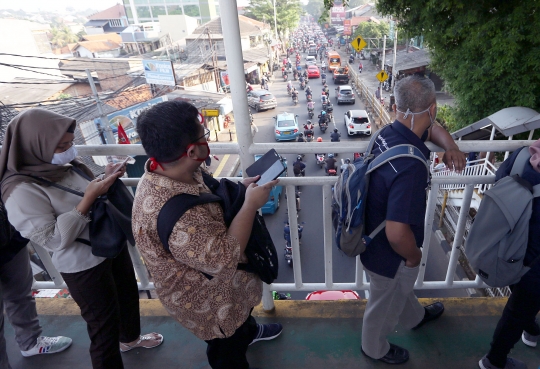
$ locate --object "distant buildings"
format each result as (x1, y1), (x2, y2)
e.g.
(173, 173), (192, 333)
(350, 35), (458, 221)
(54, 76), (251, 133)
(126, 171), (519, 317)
(121, 0), (218, 25)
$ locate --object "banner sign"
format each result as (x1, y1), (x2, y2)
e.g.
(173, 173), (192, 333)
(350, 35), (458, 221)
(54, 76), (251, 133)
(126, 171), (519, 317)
(343, 19), (351, 35)
(142, 60), (176, 86)
(331, 1), (345, 25)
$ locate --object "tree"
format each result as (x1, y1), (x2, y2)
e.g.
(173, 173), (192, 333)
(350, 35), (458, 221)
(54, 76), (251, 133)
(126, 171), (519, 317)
(304, 0), (324, 22)
(352, 21), (389, 40)
(244, 0), (302, 39)
(50, 24), (79, 48)
(376, 0), (540, 131)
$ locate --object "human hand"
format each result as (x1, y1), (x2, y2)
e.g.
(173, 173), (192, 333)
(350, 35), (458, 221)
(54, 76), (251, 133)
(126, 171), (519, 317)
(84, 172), (122, 200)
(104, 161), (126, 179)
(244, 179), (279, 211)
(240, 175), (260, 188)
(443, 149), (467, 173)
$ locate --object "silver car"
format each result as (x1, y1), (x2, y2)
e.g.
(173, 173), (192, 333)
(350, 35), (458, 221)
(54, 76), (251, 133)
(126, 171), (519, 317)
(247, 90), (277, 112)
(335, 85), (355, 105)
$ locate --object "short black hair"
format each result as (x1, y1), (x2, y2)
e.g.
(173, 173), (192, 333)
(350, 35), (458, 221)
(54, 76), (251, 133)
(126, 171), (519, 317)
(136, 100), (200, 162)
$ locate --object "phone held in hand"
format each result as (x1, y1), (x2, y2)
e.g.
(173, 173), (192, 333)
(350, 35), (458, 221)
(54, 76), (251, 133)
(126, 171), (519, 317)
(245, 149), (286, 186)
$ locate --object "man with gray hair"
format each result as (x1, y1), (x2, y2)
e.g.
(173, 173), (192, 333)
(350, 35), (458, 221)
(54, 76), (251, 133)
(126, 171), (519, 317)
(360, 75), (466, 364)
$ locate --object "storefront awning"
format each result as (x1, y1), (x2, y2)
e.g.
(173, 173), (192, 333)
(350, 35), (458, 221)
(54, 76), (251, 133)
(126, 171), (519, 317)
(244, 62), (258, 74)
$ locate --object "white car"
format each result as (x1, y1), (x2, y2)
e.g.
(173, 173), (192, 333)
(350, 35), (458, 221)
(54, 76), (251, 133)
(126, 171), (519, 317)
(344, 110), (372, 136)
(305, 56), (317, 68)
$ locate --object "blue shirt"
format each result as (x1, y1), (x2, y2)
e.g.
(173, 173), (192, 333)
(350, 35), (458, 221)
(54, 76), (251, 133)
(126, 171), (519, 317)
(496, 147), (540, 281)
(360, 121), (431, 278)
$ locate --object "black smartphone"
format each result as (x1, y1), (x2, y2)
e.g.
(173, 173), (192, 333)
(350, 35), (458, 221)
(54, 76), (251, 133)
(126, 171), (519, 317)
(245, 149), (286, 186)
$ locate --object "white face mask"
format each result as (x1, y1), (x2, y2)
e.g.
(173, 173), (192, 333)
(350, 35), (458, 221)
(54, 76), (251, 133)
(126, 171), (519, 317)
(51, 146), (78, 165)
(396, 104), (436, 131)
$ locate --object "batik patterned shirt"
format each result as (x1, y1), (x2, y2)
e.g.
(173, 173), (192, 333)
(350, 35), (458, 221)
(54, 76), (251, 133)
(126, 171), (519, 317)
(132, 164), (262, 340)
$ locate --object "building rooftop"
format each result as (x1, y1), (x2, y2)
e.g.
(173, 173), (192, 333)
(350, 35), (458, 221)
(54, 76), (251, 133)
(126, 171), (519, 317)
(87, 3), (126, 20)
(188, 15), (270, 39)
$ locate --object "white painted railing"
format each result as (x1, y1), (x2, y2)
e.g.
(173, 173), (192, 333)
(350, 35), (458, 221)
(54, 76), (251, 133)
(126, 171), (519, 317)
(31, 141), (535, 311)
(432, 158), (498, 193)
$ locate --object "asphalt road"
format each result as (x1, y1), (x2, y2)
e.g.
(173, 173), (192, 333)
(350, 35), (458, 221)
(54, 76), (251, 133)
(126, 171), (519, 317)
(247, 57), (467, 300)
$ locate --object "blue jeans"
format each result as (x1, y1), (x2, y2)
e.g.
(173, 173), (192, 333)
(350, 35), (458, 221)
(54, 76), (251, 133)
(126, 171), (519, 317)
(487, 272), (540, 367)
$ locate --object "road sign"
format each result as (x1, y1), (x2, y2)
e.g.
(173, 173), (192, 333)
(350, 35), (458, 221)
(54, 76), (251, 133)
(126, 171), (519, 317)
(201, 109), (220, 117)
(351, 36), (367, 52)
(376, 70), (389, 82)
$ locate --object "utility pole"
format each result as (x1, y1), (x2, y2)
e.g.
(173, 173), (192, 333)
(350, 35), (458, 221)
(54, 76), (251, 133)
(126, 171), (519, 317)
(272, 0), (278, 41)
(86, 69), (115, 150)
(379, 35), (387, 119)
(206, 27), (221, 92)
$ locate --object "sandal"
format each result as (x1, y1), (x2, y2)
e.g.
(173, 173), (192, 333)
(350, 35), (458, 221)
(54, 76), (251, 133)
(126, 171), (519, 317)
(120, 332), (164, 353)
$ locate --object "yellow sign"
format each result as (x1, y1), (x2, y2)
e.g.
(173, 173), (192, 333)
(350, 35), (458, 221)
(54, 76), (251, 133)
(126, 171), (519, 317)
(201, 109), (220, 117)
(376, 70), (389, 82)
(351, 36), (367, 52)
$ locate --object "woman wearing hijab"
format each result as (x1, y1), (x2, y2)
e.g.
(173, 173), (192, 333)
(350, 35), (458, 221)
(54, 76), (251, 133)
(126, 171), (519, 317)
(0, 109), (163, 369)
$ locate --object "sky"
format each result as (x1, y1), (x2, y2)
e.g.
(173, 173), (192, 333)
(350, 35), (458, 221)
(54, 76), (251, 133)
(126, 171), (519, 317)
(0, 0), (122, 12)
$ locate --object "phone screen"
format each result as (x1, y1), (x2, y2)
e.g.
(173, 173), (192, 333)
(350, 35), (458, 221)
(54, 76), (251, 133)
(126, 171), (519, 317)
(111, 157), (130, 175)
(245, 149), (285, 186)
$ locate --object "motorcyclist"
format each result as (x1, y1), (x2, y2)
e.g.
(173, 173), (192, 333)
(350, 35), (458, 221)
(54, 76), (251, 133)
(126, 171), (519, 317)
(321, 72), (327, 82)
(305, 85), (312, 96)
(321, 92), (328, 105)
(287, 80), (293, 92)
(323, 84), (330, 97)
(321, 60), (327, 72)
(304, 120), (314, 130)
(341, 158), (351, 173)
(358, 62), (363, 73)
(291, 88), (299, 103)
(284, 221), (304, 245)
(293, 156), (306, 177)
(330, 128), (341, 142)
(318, 111), (327, 126)
(303, 70), (308, 79)
(307, 100), (315, 114)
(296, 132), (306, 143)
(325, 153), (337, 174)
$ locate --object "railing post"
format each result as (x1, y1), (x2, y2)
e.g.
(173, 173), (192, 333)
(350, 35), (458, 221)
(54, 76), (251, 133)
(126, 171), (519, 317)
(322, 184), (334, 288)
(127, 242), (151, 289)
(261, 281), (275, 312)
(286, 185), (303, 289)
(416, 182), (439, 287)
(31, 242), (64, 287)
(445, 184), (474, 285)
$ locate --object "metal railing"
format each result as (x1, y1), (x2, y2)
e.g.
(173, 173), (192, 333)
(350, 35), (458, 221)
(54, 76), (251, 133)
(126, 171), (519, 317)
(31, 140), (535, 312)
(432, 158), (498, 193)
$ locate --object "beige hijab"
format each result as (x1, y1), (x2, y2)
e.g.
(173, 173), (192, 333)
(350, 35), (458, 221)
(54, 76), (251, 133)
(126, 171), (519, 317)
(0, 108), (94, 203)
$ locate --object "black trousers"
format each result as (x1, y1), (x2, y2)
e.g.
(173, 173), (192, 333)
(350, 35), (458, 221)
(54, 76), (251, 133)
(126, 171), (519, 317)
(487, 272), (540, 367)
(61, 246), (141, 369)
(205, 315), (258, 369)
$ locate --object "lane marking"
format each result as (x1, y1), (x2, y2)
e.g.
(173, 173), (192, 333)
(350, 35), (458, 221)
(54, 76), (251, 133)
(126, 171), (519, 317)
(213, 154), (230, 177)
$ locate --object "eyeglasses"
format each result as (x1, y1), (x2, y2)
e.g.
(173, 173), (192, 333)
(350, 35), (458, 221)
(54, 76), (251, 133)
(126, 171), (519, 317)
(195, 127), (210, 142)
(55, 140), (75, 152)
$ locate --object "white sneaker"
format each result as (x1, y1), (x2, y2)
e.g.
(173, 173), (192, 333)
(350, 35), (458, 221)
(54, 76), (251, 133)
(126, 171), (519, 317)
(21, 336), (72, 357)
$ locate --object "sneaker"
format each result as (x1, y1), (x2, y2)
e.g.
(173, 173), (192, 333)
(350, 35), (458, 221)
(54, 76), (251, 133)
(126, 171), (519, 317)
(478, 355), (528, 369)
(21, 336), (72, 357)
(522, 331), (538, 347)
(362, 343), (409, 365)
(249, 323), (283, 345)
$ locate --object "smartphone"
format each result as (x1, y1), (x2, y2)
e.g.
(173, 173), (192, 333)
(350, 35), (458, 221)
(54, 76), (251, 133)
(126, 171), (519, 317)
(245, 149), (286, 186)
(111, 157), (131, 175)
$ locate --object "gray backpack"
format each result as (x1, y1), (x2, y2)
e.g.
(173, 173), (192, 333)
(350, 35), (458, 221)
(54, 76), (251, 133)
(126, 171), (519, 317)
(465, 148), (540, 287)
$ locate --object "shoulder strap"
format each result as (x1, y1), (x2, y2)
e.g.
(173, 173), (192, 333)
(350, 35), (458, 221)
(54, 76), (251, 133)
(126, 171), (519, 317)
(367, 144), (430, 182)
(157, 193), (221, 253)
(365, 126), (391, 157)
(510, 147), (531, 176)
(10, 174), (84, 197)
(71, 166), (94, 181)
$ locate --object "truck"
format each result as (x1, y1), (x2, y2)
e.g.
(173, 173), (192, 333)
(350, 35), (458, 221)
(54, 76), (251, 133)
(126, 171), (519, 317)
(333, 66), (350, 84)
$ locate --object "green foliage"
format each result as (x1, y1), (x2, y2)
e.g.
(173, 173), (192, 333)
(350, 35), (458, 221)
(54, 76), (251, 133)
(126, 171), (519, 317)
(245, 0), (302, 37)
(352, 21), (389, 40)
(375, 1), (540, 131)
(436, 104), (457, 131)
(57, 93), (71, 100)
(50, 25), (79, 48)
(304, 0), (325, 22)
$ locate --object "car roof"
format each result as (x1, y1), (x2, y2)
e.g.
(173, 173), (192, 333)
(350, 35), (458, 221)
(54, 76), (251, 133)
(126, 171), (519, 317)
(276, 112), (295, 119)
(306, 56), (315, 59)
(339, 85), (353, 90)
(251, 90), (274, 96)
(308, 65), (318, 69)
(348, 109), (368, 117)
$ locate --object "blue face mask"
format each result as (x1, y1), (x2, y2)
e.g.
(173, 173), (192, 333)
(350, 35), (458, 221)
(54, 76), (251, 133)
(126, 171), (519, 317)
(51, 146), (78, 165)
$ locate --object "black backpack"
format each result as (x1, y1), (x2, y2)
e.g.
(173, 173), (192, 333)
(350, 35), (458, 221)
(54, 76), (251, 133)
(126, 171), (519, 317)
(157, 173), (278, 284)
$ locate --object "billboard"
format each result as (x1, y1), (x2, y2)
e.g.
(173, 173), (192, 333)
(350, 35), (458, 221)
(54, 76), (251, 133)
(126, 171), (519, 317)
(331, 1), (346, 25)
(343, 19), (351, 35)
(142, 60), (176, 86)
(95, 96), (168, 145)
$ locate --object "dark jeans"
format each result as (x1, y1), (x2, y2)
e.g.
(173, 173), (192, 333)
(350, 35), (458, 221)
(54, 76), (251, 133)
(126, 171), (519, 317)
(205, 315), (257, 369)
(61, 246), (140, 369)
(487, 272), (540, 367)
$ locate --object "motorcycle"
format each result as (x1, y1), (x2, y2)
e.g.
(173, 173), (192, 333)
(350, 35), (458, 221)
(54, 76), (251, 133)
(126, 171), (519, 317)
(293, 96), (298, 105)
(300, 80), (306, 90)
(283, 74), (288, 82)
(308, 108), (314, 119)
(284, 246), (293, 266)
(273, 291), (291, 300)
(322, 78), (326, 85)
(319, 121), (328, 133)
(327, 168), (337, 176)
(349, 55), (354, 64)
(305, 131), (314, 142)
(306, 94), (312, 101)
(316, 153), (326, 168)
